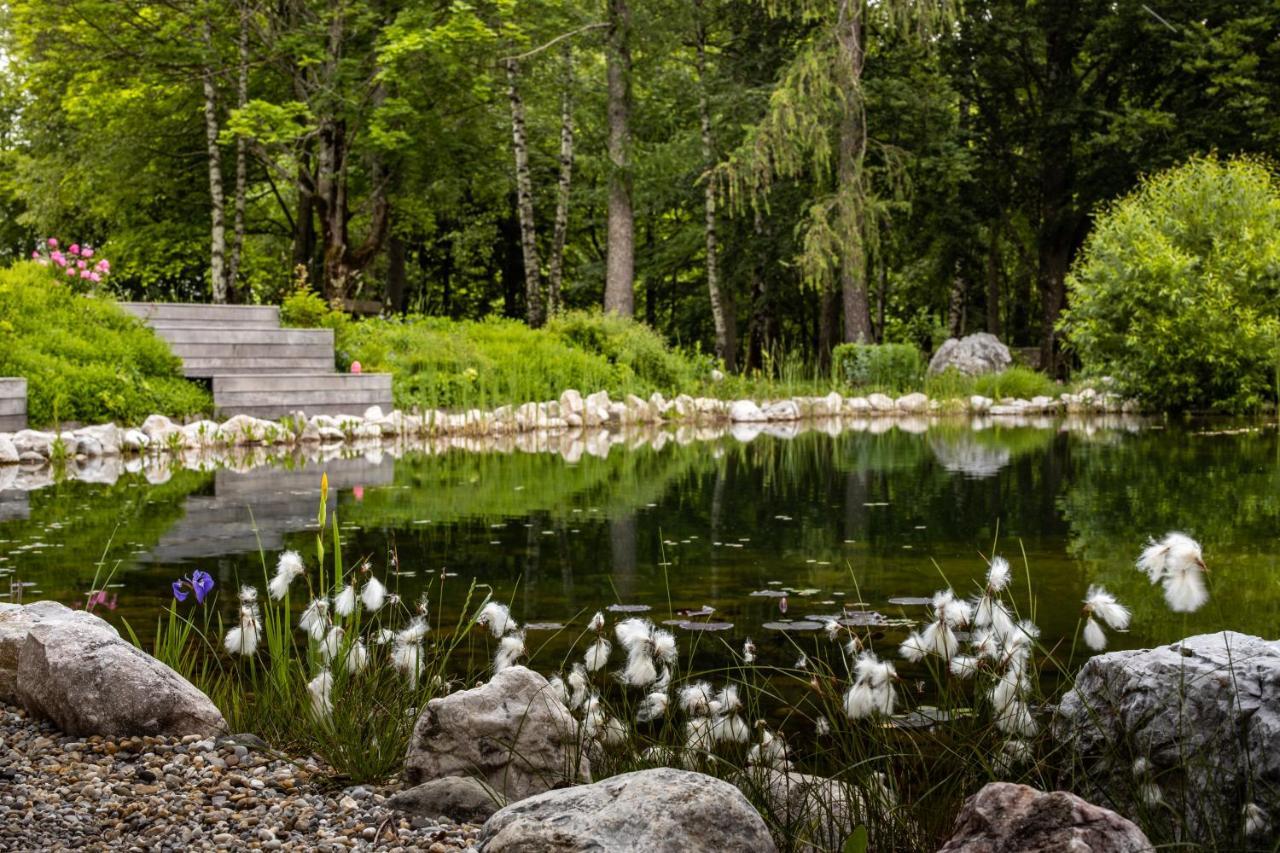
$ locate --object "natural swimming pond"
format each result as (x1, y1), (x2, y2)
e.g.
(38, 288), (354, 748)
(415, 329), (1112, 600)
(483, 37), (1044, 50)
(2, 417), (1276, 676)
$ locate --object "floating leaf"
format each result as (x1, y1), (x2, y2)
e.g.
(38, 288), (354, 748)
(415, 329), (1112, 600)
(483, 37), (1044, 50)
(762, 620), (826, 632)
(887, 596), (931, 606)
(677, 621), (734, 632)
(524, 622), (566, 631)
(750, 590), (787, 598)
(607, 604), (651, 613)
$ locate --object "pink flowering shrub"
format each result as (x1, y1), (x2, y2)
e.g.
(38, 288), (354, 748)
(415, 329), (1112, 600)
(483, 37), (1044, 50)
(31, 237), (111, 293)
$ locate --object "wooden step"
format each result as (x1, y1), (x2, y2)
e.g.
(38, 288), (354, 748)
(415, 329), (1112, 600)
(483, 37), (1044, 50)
(0, 378), (26, 432)
(213, 373), (393, 419)
(119, 302), (280, 329)
(147, 327), (336, 378)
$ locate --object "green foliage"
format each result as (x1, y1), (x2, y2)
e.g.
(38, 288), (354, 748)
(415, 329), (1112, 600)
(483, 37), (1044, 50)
(832, 343), (923, 392)
(332, 310), (710, 410)
(924, 366), (1059, 401)
(0, 262), (211, 425)
(1062, 156), (1280, 412)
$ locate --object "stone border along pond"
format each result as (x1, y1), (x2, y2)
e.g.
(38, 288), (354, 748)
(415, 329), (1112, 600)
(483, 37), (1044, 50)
(0, 386), (1138, 492)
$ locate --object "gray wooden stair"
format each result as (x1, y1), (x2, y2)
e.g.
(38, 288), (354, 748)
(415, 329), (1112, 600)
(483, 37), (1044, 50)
(120, 302), (392, 419)
(0, 378), (26, 432)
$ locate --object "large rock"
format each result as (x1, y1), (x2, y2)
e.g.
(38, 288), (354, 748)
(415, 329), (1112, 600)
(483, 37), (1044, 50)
(389, 776), (507, 823)
(17, 614), (225, 737)
(729, 400), (766, 423)
(938, 783), (1151, 852)
(478, 768), (778, 853)
(0, 435), (17, 465)
(0, 601), (117, 705)
(928, 333), (1013, 376)
(1055, 632), (1280, 841)
(405, 666), (588, 802)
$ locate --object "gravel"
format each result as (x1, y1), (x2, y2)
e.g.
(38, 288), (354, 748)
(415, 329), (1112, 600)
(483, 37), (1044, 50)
(0, 704), (479, 852)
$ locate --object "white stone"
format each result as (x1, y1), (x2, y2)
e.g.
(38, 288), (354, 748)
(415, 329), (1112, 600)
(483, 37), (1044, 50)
(866, 393), (895, 412)
(728, 400), (766, 423)
(363, 405), (384, 421)
(0, 435), (17, 464)
(762, 400), (801, 421)
(895, 392), (929, 413)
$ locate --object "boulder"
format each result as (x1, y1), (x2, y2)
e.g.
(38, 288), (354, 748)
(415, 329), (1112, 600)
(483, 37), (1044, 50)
(729, 400), (766, 423)
(75, 423), (121, 456)
(1, 602), (119, 704)
(927, 332), (1013, 377)
(0, 435), (17, 465)
(121, 428), (150, 452)
(1055, 631), (1280, 841)
(895, 392), (929, 414)
(405, 666), (588, 802)
(363, 405), (385, 422)
(866, 393), (895, 413)
(17, 614), (225, 737)
(937, 783), (1151, 852)
(559, 389), (585, 416)
(478, 768), (777, 853)
(389, 776), (507, 823)
(11, 430), (55, 457)
(762, 400), (801, 421)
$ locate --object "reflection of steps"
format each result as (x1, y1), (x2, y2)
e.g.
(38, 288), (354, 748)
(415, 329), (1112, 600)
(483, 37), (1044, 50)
(147, 456), (394, 562)
(0, 378), (26, 432)
(0, 489), (28, 521)
(119, 302), (391, 418)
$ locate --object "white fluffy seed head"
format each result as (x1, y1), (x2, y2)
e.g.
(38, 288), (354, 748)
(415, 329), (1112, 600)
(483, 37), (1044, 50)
(494, 633), (526, 673)
(361, 576), (387, 612)
(741, 639), (756, 664)
(1084, 585), (1131, 630)
(679, 682), (713, 716)
(238, 586), (258, 604)
(950, 654), (980, 678)
(334, 584), (357, 618)
(477, 602), (516, 638)
(584, 637), (612, 672)
(713, 714), (750, 744)
(319, 626), (345, 662)
(397, 615), (429, 645)
(392, 642), (422, 687)
(307, 669), (333, 717)
(299, 598), (329, 640)
(588, 611), (605, 633)
(1083, 617), (1107, 652)
(622, 650), (657, 687)
(614, 617), (652, 650)
(268, 551), (306, 600)
(652, 630), (677, 665)
(1164, 567), (1209, 613)
(899, 631), (928, 662)
(346, 639), (369, 674)
(986, 556), (1012, 592)
(1243, 802), (1269, 837)
(715, 684), (743, 715)
(636, 692), (669, 723)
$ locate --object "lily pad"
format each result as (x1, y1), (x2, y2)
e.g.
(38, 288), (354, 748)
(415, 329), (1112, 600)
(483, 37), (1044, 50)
(676, 605), (716, 617)
(750, 590), (788, 598)
(676, 621), (734, 632)
(607, 603), (652, 613)
(523, 622), (566, 631)
(887, 596), (932, 606)
(762, 620), (826, 632)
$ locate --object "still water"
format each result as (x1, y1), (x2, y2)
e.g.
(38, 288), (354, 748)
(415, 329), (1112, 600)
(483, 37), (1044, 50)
(1, 418), (1277, 674)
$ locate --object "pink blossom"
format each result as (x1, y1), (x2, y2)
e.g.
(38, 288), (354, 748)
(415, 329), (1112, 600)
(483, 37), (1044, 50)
(97, 260), (110, 272)
(51, 252), (66, 267)
(80, 269), (91, 280)
(77, 259), (87, 270)
(350, 361), (362, 374)
(89, 272), (101, 283)
(82, 248), (94, 258)
(69, 244), (80, 255)
(65, 268), (75, 277)
(47, 237), (58, 248)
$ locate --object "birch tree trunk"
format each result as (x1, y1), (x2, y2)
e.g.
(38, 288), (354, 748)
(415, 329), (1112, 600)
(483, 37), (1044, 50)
(505, 58), (544, 327)
(200, 17), (228, 304)
(603, 0), (635, 316)
(226, 1), (249, 302)
(695, 2), (736, 371)
(836, 0), (873, 343)
(546, 43), (575, 317)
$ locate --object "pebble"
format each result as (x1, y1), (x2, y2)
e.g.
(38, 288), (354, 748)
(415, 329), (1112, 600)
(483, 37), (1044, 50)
(0, 704), (481, 851)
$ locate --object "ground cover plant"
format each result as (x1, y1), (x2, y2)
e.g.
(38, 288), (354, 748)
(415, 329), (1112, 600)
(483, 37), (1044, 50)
(127, 474), (1270, 852)
(0, 260), (210, 426)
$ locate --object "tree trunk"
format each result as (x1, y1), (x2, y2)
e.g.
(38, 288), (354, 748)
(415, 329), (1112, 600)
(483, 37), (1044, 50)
(695, 0), (736, 372)
(200, 18), (227, 304)
(387, 229), (406, 314)
(947, 258), (967, 338)
(835, 0), (873, 343)
(505, 58), (544, 327)
(226, 1), (250, 303)
(818, 283), (840, 370)
(546, 43), (575, 317)
(603, 0), (634, 316)
(292, 157), (317, 282)
(986, 225), (1002, 337)
(499, 204), (522, 319)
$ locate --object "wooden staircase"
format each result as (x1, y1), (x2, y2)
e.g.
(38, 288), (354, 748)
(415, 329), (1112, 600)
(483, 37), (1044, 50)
(121, 303), (392, 420)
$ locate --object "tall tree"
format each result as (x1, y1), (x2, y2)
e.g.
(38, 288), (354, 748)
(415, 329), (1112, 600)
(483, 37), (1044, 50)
(603, 0), (634, 315)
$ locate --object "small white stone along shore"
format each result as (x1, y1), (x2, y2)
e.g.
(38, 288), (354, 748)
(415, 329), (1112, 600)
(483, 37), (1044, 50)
(0, 385), (1137, 474)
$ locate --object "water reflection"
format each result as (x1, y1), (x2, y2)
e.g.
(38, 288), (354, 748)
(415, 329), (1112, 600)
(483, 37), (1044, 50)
(1, 416), (1275, 667)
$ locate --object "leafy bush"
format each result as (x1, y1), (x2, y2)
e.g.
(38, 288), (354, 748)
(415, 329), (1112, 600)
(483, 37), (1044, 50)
(328, 310), (714, 411)
(1061, 156), (1280, 412)
(926, 366), (1059, 401)
(0, 262), (211, 425)
(832, 342), (923, 392)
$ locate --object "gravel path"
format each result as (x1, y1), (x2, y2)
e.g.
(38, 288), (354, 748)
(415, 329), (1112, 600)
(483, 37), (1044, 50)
(0, 704), (480, 852)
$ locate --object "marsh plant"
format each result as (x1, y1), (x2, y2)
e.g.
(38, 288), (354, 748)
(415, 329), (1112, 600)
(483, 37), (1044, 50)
(134, 483), (1262, 850)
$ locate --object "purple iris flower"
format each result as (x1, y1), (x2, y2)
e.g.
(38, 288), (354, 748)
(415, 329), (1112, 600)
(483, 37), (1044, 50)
(172, 570), (215, 604)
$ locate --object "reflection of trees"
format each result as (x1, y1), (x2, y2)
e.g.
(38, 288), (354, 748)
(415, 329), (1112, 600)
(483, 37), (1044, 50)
(1059, 427), (1280, 642)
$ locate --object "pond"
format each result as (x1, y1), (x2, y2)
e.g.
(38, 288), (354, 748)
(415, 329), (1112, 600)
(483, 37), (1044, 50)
(1, 417), (1277, 683)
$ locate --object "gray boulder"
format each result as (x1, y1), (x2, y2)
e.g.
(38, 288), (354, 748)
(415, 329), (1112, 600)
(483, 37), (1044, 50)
(0, 601), (118, 705)
(928, 333), (1013, 376)
(0, 435), (17, 465)
(729, 400), (766, 423)
(389, 776), (507, 823)
(478, 768), (777, 853)
(17, 614), (225, 737)
(1055, 631), (1280, 842)
(405, 665), (589, 802)
(937, 783), (1151, 852)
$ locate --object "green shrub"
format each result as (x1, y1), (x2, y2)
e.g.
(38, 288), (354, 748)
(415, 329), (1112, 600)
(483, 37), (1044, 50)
(1061, 155), (1280, 412)
(832, 342), (923, 392)
(0, 262), (211, 426)
(546, 310), (702, 391)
